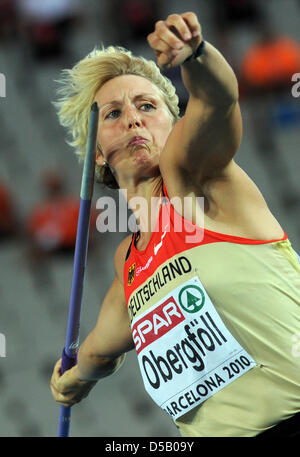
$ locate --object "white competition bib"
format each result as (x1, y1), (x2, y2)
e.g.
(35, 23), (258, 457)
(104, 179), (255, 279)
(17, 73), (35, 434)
(131, 276), (257, 420)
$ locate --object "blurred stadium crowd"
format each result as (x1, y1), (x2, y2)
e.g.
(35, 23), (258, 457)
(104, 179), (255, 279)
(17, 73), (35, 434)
(0, 0), (299, 437)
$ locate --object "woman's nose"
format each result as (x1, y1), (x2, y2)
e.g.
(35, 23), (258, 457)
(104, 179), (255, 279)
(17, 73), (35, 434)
(128, 119), (141, 128)
(124, 107), (141, 129)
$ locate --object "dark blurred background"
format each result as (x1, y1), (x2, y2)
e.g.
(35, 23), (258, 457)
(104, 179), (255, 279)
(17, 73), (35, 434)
(0, 0), (299, 437)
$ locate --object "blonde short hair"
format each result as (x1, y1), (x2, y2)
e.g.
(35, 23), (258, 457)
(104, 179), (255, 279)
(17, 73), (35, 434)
(54, 45), (180, 189)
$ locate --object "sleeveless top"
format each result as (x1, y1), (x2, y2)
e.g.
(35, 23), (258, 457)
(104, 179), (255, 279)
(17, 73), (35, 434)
(123, 181), (300, 437)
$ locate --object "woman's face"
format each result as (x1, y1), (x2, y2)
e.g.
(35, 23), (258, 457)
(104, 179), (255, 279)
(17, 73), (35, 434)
(94, 74), (174, 181)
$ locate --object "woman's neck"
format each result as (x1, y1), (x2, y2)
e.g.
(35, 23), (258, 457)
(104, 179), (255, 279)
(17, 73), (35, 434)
(119, 174), (163, 245)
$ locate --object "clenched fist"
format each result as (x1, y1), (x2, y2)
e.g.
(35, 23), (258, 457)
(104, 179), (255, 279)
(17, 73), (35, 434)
(50, 358), (97, 407)
(147, 12), (203, 69)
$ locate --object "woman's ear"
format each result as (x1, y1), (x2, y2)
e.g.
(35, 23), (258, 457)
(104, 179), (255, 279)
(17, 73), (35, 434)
(95, 144), (105, 166)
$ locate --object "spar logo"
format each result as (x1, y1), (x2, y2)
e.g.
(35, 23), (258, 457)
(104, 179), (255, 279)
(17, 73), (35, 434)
(132, 297), (185, 354)
(178, 285), (205, 313)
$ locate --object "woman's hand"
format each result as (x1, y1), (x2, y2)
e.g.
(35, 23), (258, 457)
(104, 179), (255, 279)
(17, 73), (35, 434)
(147, 12), (203, 70)
(50, 358), (97, 407)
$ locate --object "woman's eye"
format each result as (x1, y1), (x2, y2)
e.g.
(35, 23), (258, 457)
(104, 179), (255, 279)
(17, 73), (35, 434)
(106, 109), (120, 119)
(140, 103), (155, 111)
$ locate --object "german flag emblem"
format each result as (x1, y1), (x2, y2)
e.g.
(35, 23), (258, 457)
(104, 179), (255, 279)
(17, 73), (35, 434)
(127, 263), (135, 286)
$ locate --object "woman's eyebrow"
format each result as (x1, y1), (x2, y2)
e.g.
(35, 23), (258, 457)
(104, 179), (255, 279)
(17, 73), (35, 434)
(133, 93), (160, 101)
(100, 100), (121, 110)
(100, 93), (160, 110)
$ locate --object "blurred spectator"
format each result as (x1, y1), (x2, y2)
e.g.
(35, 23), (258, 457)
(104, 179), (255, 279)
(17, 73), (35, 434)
(164, 66), (189, 116)
(16, 0), (79, 61)
(108, 0), (161, 45)
(0, 182), (16, 237)
(240, 26), (300, 96)
(27, 170), (96, 254)
(0, 0), (18, 39)
(213, 0), (262, 30)
(212, 0), (263, 69)
(239, 22), (300, 211)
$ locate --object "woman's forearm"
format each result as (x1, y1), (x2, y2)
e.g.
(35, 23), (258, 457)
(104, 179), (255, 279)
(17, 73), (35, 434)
(181, 41), (239, 106)
(77, 336), (126, 381)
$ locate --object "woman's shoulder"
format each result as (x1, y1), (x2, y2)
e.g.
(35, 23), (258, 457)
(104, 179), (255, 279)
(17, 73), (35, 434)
(162, 160), (285, 240)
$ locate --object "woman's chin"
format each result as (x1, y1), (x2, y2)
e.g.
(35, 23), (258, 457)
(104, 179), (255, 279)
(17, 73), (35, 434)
(132, 148), (152, 165)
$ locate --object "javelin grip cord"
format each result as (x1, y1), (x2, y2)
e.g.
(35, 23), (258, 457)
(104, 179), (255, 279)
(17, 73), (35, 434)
(57, 102), (99, 437)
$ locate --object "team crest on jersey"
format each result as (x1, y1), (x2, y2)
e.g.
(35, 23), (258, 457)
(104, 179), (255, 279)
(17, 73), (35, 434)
(128, 263), (136, 286)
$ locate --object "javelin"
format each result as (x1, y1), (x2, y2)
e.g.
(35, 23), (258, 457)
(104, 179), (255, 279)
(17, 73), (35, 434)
(57, 101), (99, 437)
